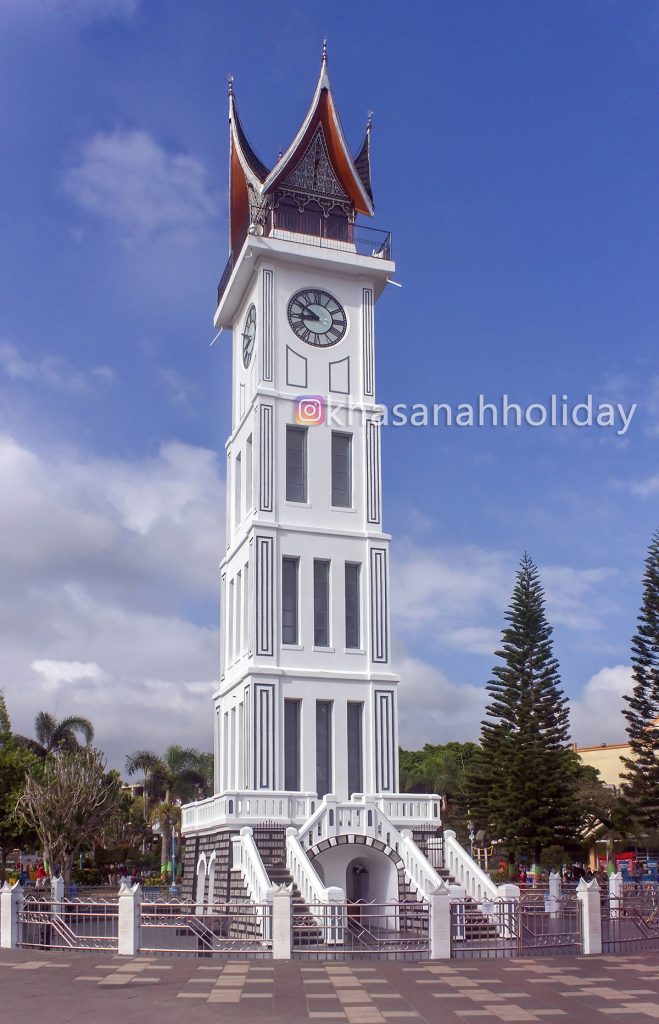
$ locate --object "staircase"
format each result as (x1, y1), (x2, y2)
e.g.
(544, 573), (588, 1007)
(252, 823), (323, 946)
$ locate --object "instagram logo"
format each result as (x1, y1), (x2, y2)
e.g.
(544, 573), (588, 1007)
(295, 395), (326, 426)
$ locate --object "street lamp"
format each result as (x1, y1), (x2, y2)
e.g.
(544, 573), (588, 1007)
(468, 819), (475, 859)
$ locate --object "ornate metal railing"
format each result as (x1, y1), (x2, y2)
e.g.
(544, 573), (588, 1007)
(215, 213), (392, 308)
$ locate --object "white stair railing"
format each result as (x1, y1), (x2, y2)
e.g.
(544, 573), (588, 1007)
(443, 829), (500, 902)
(399, 829), (445, 897)
(231, 827), (273, 940)
(286, 828), (345, 942)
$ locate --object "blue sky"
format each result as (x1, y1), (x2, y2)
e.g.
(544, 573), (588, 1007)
(0, 0), (657, 767)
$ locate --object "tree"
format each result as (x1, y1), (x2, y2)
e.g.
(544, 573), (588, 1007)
(125, 745), (211, 877)
(15, 710), (94, 759)
(621, 530), (659, 829)
(399, 741), (480, 837)
(0, 692), (41, 881)
(469, 553), (580, 866)
(15, 747), (122, 882)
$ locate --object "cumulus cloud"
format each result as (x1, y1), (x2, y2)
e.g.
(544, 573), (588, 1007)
(63, 129), (218, 241)
(0, 340), (115, 394)
(0, 433), (224, 767)
(396, 648), (487, 748)
(391, 537), (618, 657)
(568, 665), (633, 746)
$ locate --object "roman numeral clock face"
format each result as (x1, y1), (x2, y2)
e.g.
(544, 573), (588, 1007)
(287, 289), (347, 347)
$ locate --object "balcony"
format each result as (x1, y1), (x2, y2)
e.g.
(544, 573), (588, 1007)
(216, 210), (392, 309)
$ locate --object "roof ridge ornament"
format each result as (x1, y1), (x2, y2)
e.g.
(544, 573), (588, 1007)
(367, 109), (373, 132)
(227, 73), (234, 97)
(322, 38), (328, 65)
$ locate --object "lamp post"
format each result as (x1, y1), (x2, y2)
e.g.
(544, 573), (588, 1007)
(468, 819), (475, 860)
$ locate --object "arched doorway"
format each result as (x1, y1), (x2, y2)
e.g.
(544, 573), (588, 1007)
(347, 857), (369, 921)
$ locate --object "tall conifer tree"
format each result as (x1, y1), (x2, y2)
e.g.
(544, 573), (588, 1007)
(471, 554), (579, 864)
(622, 531), (659, 827)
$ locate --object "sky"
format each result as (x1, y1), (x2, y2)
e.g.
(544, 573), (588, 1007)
(0, 0), (657, 771)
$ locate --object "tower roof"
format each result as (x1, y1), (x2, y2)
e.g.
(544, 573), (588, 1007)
(228, 46), (375, 255)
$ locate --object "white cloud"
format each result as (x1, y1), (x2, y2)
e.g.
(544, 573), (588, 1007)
(391, 537), (617, 657)
(396, 649), (487, 748)
(0, 340), (115, 394)
(628, 475), (659, 498)
(63, 129), (218, 241)
(0, 433), (224, 767)
(568, 665), (633, 746)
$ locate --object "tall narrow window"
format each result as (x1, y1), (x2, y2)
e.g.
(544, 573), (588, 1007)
(245, 434), (253, 513)
(347, 702), (364, 796)
(313, 559), (330, 647)
(316, 701), (333, 798)
(234, 452), (242, 527)
(331, 432), (352, 507)
(281, 557), (299, 645)
(345, 562), (361, 649)
(284, 699), (301, 790)
(286, 426), (307, 502)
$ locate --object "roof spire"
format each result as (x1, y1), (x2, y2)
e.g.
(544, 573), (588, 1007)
(367, 109), (373, 131)
(322, 38), (328, 65)
(227, 73), (234, 96)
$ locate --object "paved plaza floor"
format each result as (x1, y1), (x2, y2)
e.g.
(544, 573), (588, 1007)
(2, 948), (659, 1023)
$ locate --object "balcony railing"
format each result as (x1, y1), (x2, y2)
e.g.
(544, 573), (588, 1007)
(216, 211), (392, 308)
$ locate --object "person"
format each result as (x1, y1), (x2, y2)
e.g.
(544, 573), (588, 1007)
(117, 865), (131, 888)
(35, 862), (47, 890)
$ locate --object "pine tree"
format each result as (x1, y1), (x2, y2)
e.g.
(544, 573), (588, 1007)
(470, 554), (579, 865)
(621, 531), (659, 828)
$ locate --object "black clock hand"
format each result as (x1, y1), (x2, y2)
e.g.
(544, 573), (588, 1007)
(301, 306), (321, 322)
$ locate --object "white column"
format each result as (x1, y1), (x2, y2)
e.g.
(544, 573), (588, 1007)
(51, 874), (64, 917)
(118, 882), (142, 956)
(495, 883), (520, 940)
(271, 884), (292, 960)
(0, 881), (23, 949)
(577, 877), (602, 955)
(428, 882), (451, 959)
(547, 871), (562, 918)
(608, 870), (623, 919)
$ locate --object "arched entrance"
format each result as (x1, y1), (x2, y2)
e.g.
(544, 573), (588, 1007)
(347, 857), (369, 921)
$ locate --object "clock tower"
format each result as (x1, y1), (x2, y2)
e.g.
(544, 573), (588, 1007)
(182, 47), (447, 912)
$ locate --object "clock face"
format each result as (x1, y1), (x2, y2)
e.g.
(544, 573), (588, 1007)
(242, 304), (257, 367)
(287, 288), (347, 347)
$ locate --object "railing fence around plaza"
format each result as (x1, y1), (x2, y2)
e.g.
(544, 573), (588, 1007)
(3, 877), (659, 960)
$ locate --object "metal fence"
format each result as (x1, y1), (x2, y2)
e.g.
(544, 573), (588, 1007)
(18, 897), (119, 951)
(450, 894), (582, 959)
(139, 901), (272, 958)
(292, 900), (429, 960)
(603, 891), (659, 953)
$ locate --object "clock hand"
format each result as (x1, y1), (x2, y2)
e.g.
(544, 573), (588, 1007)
(301, 306), (321, 322)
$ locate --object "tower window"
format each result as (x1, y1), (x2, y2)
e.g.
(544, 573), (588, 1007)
(347, 702), (364, 796)
(281, 557), (299, 645)
(316, 701), (333, 798)
(345, 562), (361, 649)
(331, 432), (352, 507)
(284, 699), (301, 790)
(313, 559), (330, 647)
(286, 425), (307, 503)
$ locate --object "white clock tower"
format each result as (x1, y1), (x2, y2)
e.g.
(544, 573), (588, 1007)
(182, 48), (448, 911)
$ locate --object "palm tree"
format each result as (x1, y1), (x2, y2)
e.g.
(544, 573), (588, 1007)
(125, 745), (211, 878)
(16, 711), (94, 758)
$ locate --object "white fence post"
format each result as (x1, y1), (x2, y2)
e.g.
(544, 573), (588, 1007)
(448, 882), (466, 942)
(51, 875), (64, 917)
(118, 882), (142, 956)
(0, 881), (23, 949)
(428, 882), (451, 959)
(577, 877), (602, 955)
(495, 882), (519, 940)
(271, 884), (292, 960)
(547, 871), (561, 918)
(608, 871), (623, 919)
